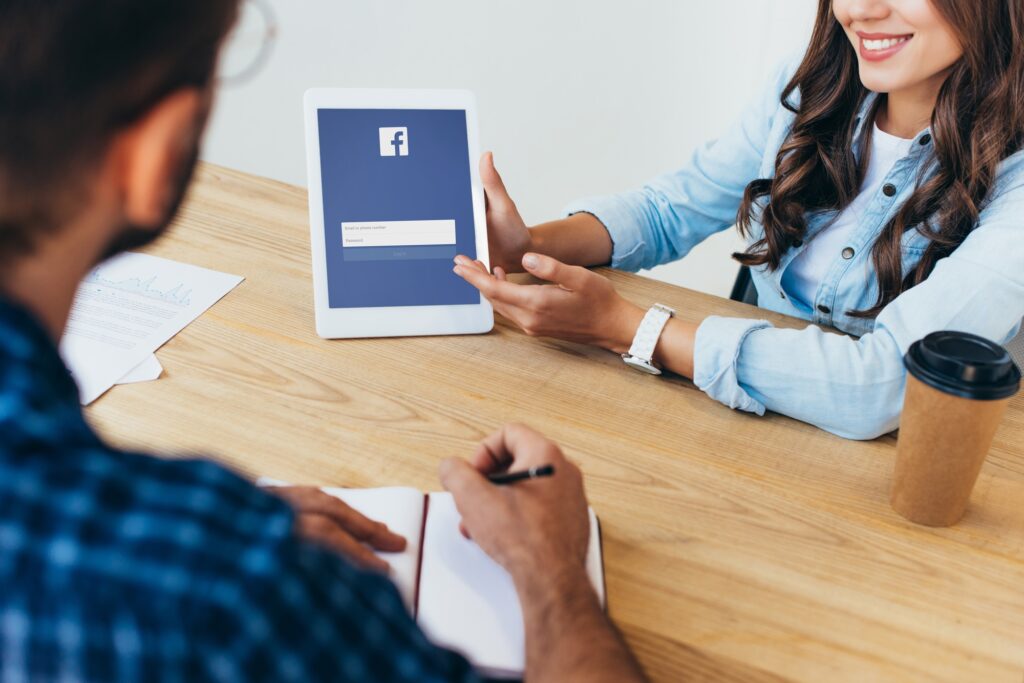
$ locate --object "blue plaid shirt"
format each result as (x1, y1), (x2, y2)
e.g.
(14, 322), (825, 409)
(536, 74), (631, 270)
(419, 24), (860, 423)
(0, 296), (480, 682)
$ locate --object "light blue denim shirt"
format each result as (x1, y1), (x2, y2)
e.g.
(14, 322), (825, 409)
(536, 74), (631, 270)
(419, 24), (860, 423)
(566, 57), (1024, 439)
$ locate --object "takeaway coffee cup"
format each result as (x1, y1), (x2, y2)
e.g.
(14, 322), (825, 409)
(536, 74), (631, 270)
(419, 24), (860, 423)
(892, 331), (1021, 527)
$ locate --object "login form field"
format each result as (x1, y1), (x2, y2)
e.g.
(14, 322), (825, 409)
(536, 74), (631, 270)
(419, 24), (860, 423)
(317, 108), (480, 309)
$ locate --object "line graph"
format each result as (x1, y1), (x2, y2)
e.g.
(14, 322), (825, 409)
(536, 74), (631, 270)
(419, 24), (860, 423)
(84, 268), (193, 307)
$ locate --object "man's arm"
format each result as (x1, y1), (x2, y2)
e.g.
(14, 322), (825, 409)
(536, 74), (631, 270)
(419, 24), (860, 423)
(440, 424), (648, 683)
(516, 564), (643, 682)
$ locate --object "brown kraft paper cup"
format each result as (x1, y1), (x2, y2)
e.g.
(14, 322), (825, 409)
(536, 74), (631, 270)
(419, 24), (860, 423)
(891, 331), (1021, 527)
(892, 374), (1011, 526)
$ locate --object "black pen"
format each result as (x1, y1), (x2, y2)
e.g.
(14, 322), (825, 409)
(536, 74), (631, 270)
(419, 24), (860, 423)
(488, 464), (556, 485)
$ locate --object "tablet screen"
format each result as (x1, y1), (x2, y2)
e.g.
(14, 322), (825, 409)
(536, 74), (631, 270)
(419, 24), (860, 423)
(316, 108), (481, 309)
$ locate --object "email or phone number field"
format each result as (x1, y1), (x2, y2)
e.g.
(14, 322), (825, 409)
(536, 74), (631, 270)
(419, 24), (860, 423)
(341, 220), (457, 262)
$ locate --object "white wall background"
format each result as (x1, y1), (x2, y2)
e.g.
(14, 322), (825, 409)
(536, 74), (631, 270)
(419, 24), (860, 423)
(203, 0), (816, 297)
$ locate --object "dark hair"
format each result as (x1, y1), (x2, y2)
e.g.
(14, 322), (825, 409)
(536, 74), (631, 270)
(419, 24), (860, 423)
(0, 0), (239, 259)
(735, 0), (1024, 318)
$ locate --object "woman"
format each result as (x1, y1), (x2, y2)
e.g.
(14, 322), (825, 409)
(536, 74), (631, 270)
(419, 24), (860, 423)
(453, 0), (1024, 440)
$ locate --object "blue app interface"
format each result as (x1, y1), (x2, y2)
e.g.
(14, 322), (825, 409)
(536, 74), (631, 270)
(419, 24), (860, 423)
(317, 108), (480, 309)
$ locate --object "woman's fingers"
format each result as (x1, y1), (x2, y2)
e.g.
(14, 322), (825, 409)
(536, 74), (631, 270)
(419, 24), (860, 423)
(453, 254), (488, 273)
(521, 252), (591, 291)
(454, 262), (537, 308)
(453, 254), (586, 339)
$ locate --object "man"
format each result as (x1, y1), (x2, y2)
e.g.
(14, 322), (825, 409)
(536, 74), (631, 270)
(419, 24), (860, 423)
(0, 1), (648, 681)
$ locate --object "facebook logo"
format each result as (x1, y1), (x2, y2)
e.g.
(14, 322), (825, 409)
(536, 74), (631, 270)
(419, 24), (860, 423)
(379, 127), (409, 157)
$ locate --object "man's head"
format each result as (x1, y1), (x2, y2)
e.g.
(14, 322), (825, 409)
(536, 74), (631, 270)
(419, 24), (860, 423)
(0, 0), (240, 269)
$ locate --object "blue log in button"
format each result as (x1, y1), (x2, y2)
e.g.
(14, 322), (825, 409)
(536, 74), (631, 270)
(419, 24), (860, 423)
(342, 245), (459, 262)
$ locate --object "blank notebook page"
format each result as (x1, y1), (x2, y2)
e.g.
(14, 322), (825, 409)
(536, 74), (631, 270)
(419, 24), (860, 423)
(417, 492), (604, 677)
(320, 487), (426, 613)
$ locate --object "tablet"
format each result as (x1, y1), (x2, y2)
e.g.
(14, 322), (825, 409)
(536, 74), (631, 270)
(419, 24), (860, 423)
(303, 89), (493, 339)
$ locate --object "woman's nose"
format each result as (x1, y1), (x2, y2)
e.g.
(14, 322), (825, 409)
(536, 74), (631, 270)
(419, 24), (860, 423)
(844, 0), (892, 23)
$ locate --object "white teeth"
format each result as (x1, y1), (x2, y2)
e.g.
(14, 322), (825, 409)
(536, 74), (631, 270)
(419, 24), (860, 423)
(863, 36), (910, 51)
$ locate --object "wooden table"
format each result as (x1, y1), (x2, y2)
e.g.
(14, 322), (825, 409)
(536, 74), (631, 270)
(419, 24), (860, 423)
(87, 164), (1024, 683)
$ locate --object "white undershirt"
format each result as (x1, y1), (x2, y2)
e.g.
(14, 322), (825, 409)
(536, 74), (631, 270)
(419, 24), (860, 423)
(782, 123), (915, 309)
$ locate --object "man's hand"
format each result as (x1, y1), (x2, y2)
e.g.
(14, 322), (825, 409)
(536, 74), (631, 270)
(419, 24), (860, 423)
(453, 252), (646, 354)
(439, 424), (590, 582)
(272, 486), (407, 573)
(441, 425), (649, 682)
(480, 152), (535, 274)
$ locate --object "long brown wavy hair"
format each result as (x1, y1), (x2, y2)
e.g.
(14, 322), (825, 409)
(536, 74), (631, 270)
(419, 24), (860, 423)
(735, 0), (1024, 318)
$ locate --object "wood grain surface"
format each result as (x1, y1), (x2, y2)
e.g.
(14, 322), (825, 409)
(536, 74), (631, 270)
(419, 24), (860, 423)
(86, 164), (1024, 683)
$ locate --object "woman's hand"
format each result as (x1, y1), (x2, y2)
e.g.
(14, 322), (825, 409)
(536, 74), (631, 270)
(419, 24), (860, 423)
(272, 486), (407, 574)
(454, 251), (646, 353)
(480, 152), (534, 273)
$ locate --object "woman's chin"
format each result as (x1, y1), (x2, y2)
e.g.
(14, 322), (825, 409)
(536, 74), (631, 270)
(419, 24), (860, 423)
(856, 69), (909, 95)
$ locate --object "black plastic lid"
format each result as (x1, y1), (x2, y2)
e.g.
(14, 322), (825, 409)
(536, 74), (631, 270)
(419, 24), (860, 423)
(904, 331), (1021, 400)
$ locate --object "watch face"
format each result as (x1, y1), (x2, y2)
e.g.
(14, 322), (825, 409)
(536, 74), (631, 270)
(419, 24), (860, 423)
(622, 355), (663, 375)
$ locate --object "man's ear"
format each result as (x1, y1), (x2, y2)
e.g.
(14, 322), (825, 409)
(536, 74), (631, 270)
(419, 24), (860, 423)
(112, 88), (207, 228)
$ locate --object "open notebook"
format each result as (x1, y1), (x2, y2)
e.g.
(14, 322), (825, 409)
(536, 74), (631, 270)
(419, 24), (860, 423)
(260, 482), (605, 678)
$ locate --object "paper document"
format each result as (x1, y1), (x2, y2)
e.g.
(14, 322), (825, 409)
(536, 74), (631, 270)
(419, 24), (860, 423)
(116, 354), (163, 385)
(60, 252), (243, 404)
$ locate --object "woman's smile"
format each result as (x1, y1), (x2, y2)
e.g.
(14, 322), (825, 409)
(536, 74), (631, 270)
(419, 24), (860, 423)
(857, 31), (913, 61)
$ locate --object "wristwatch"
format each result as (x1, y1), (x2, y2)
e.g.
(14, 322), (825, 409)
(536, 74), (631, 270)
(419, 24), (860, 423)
(621, 304), (675, 375)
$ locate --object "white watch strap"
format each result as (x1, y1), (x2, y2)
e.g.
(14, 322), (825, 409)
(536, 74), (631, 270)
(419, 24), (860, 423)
(627, 304), (674, 362)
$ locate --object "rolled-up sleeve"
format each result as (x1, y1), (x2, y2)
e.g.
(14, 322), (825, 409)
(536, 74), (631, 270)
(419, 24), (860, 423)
(693, 317), (773, 415)
(692, 167), (1024, 440)
(564, 56), (800, 272)
(696, 319), (909, 440)
(563, 192), (653, 272)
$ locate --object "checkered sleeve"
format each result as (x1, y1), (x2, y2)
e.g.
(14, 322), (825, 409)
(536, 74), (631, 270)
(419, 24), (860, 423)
(197, 537), (482, 683)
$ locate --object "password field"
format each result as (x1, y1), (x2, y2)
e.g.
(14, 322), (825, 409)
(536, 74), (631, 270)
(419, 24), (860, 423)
(341, 220), (457, 248)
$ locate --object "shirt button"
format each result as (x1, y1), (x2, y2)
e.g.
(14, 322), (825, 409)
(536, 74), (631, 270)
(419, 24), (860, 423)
(919, 134), (932, 146)
(842, 247), (855, 260)
(817, 304), (831, 314)
(792, 239), (804, 248)
(883, 183), (897, 197)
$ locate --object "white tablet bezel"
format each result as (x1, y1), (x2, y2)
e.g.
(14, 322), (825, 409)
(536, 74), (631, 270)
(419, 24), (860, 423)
(303, 88), (493, 339)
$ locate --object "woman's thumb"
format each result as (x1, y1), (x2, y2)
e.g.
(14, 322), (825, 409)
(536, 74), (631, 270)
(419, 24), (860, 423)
(480, 152), (514, 211)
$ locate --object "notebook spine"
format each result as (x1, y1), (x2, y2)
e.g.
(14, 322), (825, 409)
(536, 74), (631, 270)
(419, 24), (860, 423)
(412, 494), (430, 618)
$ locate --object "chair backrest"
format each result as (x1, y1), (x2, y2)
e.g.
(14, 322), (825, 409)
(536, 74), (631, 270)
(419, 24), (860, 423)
(729, 266), (758, 306)
(1007, 321), (1024, 372)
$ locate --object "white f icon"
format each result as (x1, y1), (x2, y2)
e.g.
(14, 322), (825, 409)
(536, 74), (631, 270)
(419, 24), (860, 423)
(379, 127), (409, 157)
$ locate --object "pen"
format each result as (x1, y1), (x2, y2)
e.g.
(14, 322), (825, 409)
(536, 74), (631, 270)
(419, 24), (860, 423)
(488, 464), (556, 485)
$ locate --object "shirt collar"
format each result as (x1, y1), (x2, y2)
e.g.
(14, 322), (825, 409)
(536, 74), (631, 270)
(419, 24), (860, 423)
(853, 91), (881, 142)
(853, 91), (935, 154)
